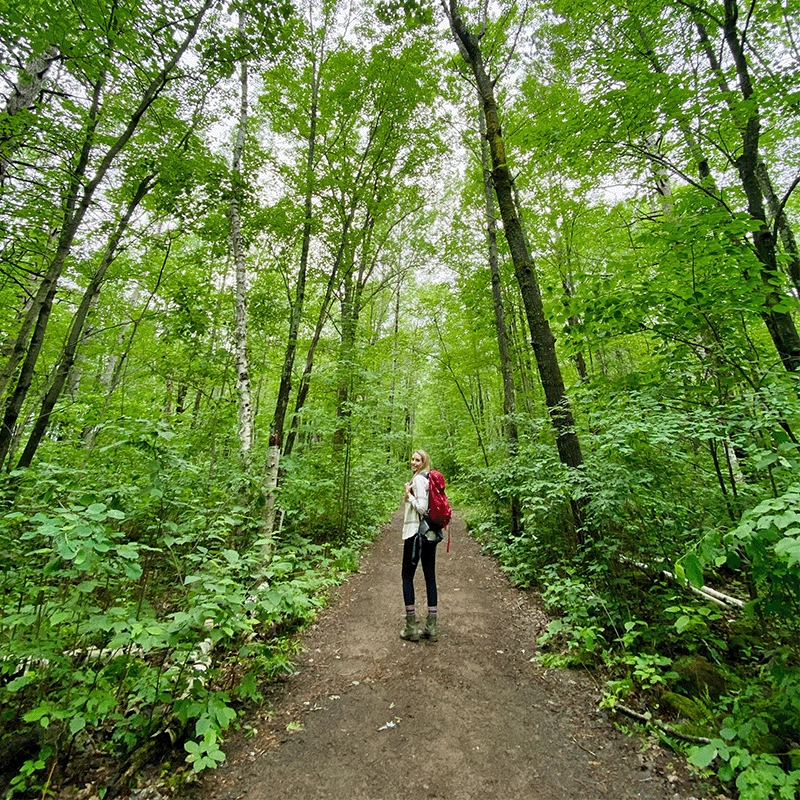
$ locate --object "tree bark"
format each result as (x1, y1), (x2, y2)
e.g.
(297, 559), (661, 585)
(756, 159), (800, 295)
(695, 7), (800, 372)
(333, 213), (373, 453)
(385, 275), (401, 462)
(283, 204), (357, 458)
(636, 22), (717, 190)
(83, 245), (170, 449)
(478, 102), (521, 534)
(0, 45), (60, 184)
(0, 78), (103, 407)
(260, 434), (281, 552)
(270, 51), (321, 448)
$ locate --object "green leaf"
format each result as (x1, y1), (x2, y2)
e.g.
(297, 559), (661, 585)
(57, 539), (79, 560)
(69, 715), (86, 735)
(775, 536), (800, 567)
(683, 553), (704, 588)
(123, 561), (143, 580)
(675, 615), (692, 633)
(5, 674), (36, 692)
(689, 743), (718, 768)
(116, 544), (139, 559)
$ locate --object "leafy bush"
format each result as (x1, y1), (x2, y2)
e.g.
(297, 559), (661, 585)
(0, 420), (380, 795)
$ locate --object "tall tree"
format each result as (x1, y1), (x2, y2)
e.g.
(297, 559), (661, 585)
(477, 103), (521, 533)
(229, 12), (254, 461)
(444, 0), (587, 540)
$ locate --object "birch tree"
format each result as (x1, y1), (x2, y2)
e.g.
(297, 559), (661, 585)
(229, 12), (254, 460)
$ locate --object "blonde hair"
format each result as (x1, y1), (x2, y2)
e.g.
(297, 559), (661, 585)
(412, 449), (431, 473)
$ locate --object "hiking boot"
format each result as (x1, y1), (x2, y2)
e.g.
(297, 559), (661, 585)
(400, 613), (420, 641)
(421, 614), (438, 642)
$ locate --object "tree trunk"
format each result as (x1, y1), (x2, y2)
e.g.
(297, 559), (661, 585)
(83, 245), (170, 449)
(0, 45), (60, 184)
(695, 8), (800, 372)
(636, 22), (717, 190)
(283, 208), (356, 459)
(478, 103), (521, 534)
(386, 275), (402, 462)
(260, 434), (281, 554)
(333, 213), (373, 454)
(270, 51), (321, 448)
(446, 0), (587, 540)
(756, 159), (800, 295)
(0, 78), (103, 408)
(229, 14), (253, 461)
(333, 261), (357, 453)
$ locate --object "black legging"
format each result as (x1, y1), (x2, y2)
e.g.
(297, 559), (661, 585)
(402, 535), (438, 608)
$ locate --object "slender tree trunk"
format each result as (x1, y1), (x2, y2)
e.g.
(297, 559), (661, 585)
(644, 132), (674, 217)
(479, 109), (518, 450)
(333, 262), (357, 453)
(756, 159), (800, 294)
(271, 52), (321, 448)
(636, 23), (717, 189)
(0, 78), (103, 407)
(334, 214), (373, 453)
(446, 0), (587, 540)
(229, 14), (253, 460)
(17, 174), (154, 468)
(262, 35), (325, 541)
(478, 104), (521, 534)
(561, 277), (588, 380)
(433, 318), (490, 468)
(386, 275), (401, 462)
(283, 207), (357, 459)
(84, 244), (170, 449)
(260, 434), (281, 550)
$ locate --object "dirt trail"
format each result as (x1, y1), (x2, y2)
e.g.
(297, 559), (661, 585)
(198, 513), (701, 800)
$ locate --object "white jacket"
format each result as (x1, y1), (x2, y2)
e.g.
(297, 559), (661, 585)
(402, 471), (429, 540)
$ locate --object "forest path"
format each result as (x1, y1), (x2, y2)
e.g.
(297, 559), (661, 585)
(196, 513), (699, 800)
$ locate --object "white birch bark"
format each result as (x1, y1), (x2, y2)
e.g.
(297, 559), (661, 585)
(1, 45), (60, 183)
(261, 437), (281, 557)
(229, 13), (253, 458)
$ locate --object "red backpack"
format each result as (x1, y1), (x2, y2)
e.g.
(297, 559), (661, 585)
(426, 470), (452, 530)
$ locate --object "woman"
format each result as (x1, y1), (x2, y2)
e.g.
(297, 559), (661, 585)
(400, 449), (439, 642)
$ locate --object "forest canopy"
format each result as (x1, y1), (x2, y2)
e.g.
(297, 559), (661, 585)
(1, 0), (800, 797)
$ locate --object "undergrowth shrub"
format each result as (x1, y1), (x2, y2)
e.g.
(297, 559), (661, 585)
(469, 384), (800, 798)
(0, 419), (384, 796)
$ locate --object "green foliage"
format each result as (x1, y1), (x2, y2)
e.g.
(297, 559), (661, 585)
(693, 486), (800, 626)
(0, 420), (372, 791)
(535, 567), (609, 666)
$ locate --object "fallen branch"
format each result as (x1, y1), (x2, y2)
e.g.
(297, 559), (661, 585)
(621, 556), (746, 610)
(611, 704), (712, 744)
(662, 570), (745, 610)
